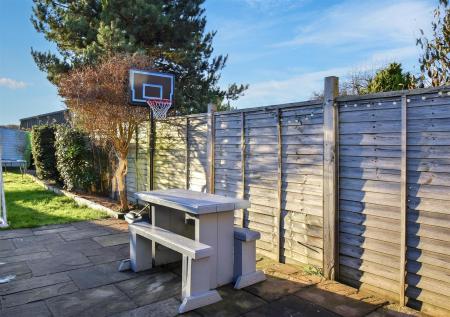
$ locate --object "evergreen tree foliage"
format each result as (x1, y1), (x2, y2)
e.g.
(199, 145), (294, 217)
(54, 125), (96, 192)
(365, 63), (416, 93)
(31, 125), (60, 181)
(31, 0), (247, 113)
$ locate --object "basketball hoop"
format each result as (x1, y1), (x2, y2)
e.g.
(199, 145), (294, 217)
(146, 98), (172, 119)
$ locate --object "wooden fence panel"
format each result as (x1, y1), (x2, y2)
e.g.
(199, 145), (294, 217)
(188, 115), (208, 192)
(403, 92), (450, 316)
(214, 112), (243, 227)
(126, 122), (150, 202)
(243, 110), (279, 260)
(338, 97), (403, 302)
(338, 92), (450, 316)
(281, 105), (324, 267)
(153, 118), (188, 190)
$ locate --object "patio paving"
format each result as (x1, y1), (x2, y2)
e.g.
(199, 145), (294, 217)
(0, 219), (423, 317)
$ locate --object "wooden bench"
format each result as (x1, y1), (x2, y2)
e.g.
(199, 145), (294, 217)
(126, 222), (222, 313)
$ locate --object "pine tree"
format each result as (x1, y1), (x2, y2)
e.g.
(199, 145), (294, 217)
(365, 63), (416, 93)
(31, 0), (247, 114)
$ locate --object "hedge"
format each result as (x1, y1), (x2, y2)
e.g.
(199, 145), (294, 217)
(55, 125), (96, 191)
(31, 125), (59, 180)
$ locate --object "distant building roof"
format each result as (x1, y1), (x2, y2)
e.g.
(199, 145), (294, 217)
(20, 110), (69, 130)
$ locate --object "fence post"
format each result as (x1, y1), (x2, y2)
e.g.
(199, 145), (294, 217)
(399, 95), (408, 306)
(276, 108), (283, 263)
(207, 104), (217, 193)
(241, 111), (246, 227)
(323, 76), (339, 280)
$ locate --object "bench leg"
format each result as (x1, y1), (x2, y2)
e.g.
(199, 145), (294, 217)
(179, 255), (221, 314)
(130, 232), (152, 272)
(233, 239), (266, 289)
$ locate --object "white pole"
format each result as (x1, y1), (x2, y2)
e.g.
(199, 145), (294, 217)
(0, 143), (7, 227)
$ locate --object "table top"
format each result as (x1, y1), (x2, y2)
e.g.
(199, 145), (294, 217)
(134, 189), (250, 215)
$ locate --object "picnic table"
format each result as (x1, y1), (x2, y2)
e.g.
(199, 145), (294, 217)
(135, 189), (250, 288)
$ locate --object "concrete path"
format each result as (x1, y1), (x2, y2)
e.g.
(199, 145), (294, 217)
(0, 219), (422, 317)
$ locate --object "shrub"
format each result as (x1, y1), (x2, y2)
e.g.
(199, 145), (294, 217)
(54, 125), (96, 191)
(31, 125), (59, 180)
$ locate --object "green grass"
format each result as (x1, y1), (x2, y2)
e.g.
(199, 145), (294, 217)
(2, 171), (108, 229)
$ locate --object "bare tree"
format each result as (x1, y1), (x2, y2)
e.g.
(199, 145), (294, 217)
(58, 54), (152, 211)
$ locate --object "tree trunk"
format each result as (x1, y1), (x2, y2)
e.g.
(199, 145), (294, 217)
(115, 153), (129, 211)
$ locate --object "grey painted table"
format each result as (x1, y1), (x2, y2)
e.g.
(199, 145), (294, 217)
(135, 189), (250, 288)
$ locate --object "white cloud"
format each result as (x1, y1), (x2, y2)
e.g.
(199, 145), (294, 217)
(235, 67), (350, 107)
(233, 45), (423, 108)
(275, 0), (432, 47)
(244, 0), (303, 11)
(0, 77), (27, 89)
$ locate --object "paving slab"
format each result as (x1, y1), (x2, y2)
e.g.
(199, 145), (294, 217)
(93, 233), (129, 247)
(244, 275), (311, 302)
(0, 239), (14, 252)
(1, 251), (51, 264)
(0, 261), (31, 277)
(111, 297), (200, 317)
(32, 224), (72, 232)
(195, 284), (266, 317)
(243, 294), (340, 317)
(0, 272), (71, 296)
(295, 286), (383, 317)
(0, 245), (47, 258)
(1, 281), (78, 308)
(0, 301), (52, 317)
(46, 284), (136, 317)
(59, 228), (113, 241)
(33, 225), (78, 236)
(12, 233), (65, 249)
(68, 261), (138, 289)
(115, 271), (180, 306)
(0, 228), (33, 240)
(27, 252), (92, 276)
(45, 238), (103, 255)
(85, 244), (130, 265)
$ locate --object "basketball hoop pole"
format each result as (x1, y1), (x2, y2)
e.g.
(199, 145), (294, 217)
(148, 107), (155, 191)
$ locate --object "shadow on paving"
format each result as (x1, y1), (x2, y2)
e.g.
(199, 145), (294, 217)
(0, 219), (423, 317)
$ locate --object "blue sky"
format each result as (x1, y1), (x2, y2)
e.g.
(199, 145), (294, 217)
(0, 0), (434, 125)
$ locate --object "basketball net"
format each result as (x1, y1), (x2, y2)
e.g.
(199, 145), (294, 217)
(146, 98), (172, 120)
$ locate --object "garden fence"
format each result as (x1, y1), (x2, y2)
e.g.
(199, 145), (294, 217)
(126, 77), (450, 316)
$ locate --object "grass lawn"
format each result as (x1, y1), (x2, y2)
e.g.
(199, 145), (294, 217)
(2, 171), (108, 229)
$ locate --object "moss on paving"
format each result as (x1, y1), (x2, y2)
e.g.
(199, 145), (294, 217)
(2, 171), (108, 229)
